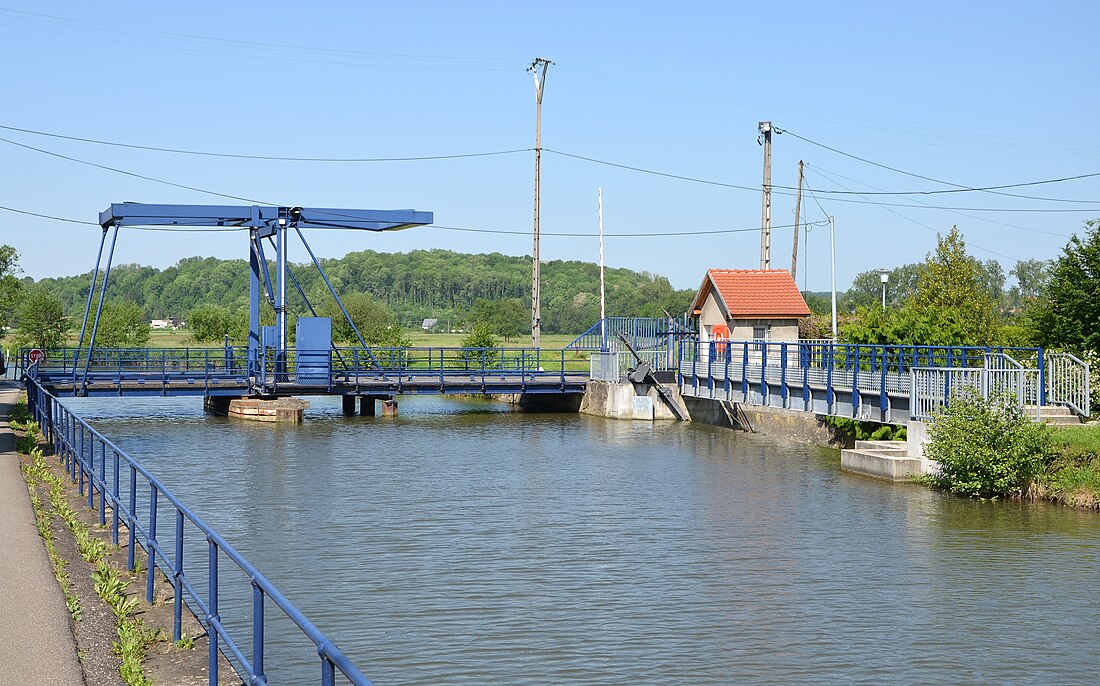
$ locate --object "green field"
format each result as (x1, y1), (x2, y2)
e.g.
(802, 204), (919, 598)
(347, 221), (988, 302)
(100, 328), (585, 350)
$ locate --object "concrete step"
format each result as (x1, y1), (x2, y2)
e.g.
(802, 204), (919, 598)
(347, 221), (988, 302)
(1024, 406), (1082, 424)
(1043, 415), (1084, 426)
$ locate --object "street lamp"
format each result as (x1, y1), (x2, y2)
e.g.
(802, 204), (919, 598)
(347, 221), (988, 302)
(878, 268), (890, 311)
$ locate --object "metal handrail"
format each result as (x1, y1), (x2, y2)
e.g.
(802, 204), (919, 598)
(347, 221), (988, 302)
(25, 378), (374, 685)
(677, 339), (1049, 423)
(1046, 352), (1091, 417)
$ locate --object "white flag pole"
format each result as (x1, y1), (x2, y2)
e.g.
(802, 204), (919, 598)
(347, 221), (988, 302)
(599, 187), (606, 351)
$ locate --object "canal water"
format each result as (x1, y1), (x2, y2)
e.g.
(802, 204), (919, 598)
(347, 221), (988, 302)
(67, 395), (1099, 685)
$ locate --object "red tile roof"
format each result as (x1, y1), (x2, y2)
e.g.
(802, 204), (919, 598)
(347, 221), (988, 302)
(692, 269), (811, 319)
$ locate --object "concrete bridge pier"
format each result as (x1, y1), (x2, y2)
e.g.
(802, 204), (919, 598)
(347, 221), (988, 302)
(342, 395), (391, 416)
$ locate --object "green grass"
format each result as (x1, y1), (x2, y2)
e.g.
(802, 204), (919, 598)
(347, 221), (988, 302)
(1051, 424), (1100, 453)
(65, 329), (585, 350)
(404, 331), (579, 348)
(1040, 424), (1100, 508)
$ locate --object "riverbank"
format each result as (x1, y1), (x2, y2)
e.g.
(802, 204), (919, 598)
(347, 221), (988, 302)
(1037, 424), (1100, 508)
(5, 387), (237, 685)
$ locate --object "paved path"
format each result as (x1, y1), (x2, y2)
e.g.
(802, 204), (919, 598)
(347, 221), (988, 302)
(0, 381), (85, 685)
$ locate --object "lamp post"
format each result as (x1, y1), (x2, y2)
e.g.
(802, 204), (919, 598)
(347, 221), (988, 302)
(878, 268), (890, 311)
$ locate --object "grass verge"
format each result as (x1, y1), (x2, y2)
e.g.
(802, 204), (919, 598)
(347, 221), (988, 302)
(16, 406), (164, 686)
(1039, 424), (1100, 508)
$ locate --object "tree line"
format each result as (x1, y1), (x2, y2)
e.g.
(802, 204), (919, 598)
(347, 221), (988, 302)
(0, 248), (695, 347)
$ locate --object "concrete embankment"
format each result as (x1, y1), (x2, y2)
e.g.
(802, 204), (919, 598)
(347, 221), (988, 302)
(578, 379), (940, 481)
(0, 382), (85, 686)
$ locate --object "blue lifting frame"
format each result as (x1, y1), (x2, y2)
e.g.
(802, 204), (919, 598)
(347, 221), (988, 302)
(79, 203), (432, 396)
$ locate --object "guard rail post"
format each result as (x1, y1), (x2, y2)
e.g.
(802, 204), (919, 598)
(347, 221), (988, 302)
(147, 485), (158, 603)
(208, 538), (220, 683)
(99, 442), (106, 525)
(174, 511), (184, 642)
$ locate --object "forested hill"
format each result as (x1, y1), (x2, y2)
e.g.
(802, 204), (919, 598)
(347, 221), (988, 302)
(33, 249), (695, 335)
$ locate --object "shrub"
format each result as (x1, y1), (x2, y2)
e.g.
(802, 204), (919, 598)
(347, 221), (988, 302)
(925, 389), (1054, 498)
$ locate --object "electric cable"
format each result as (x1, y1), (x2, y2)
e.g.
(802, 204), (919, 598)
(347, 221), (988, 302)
(0, 124), (530, 162)
(778, 127), (1100, 203)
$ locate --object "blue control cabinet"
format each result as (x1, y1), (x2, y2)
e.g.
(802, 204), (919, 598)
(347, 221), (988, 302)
(295, 317), (332, 384)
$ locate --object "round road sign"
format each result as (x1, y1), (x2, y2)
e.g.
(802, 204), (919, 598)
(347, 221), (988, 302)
(28, 348), (46, 365)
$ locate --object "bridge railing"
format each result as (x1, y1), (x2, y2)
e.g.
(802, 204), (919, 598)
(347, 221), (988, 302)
(587, 349), (669, 382)
(24, 379), (374, 685)
(679, 339), (1047, 421)
(17, 347), (249, 381)
(1046, 352), (1091, 417)
(20, 346), (591, 388)
(337, 346), (590, 375)
(909, 354), (1042, 422)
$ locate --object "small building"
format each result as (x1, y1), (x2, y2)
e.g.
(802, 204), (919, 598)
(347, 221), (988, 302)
(421, 318), (439, 331)
(690, 269), (811, 343)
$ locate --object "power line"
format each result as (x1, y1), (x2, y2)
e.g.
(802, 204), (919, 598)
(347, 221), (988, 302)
(5, 125), (1099, 223)
(802, 175), (1020, 262)
(808, 164), (1069, 237)
(427, 221), (825, 237)
(0, 202), (823, 238)
(544, 148), (1100, 211)
(0, 8), (521, 70)
(778, 127), (1100, 203)
(543, 148), (760, 191)
(0, 136), (272, 204)
(3, 121), (1099, 212)
(0, 204), (97, 225)
(0, 124), (530, 162)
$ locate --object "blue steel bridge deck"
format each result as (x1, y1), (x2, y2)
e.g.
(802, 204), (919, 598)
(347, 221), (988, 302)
(22, 346), (590, 398)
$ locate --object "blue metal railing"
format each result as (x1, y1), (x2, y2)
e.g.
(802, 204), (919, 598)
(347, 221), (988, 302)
(25, 378), (374, 685)
(565, 316), (695, 352)
(677, 339), (1046, 421)
(19, 346), (591, 395)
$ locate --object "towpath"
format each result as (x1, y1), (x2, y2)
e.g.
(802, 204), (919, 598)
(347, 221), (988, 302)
(0, 381), (85, 685)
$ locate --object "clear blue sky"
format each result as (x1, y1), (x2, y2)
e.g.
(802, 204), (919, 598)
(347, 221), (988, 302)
(2, 1), (1098, 292)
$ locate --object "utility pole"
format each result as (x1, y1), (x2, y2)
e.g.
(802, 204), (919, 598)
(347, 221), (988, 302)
(758, 121), (773, 269)
(529, 57), (552, 348)
(791, 160), (803, 281)
(829, 216), (837, 342)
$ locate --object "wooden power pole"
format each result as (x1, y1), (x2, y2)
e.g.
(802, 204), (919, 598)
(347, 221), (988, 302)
(791, 160), (803, 281)
(529, 57), (551, 348)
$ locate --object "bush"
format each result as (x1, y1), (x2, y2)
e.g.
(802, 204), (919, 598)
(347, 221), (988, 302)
(925, 389), (1054, 498)
(822, 416), (905, 442)
(460, 322), (499, 367)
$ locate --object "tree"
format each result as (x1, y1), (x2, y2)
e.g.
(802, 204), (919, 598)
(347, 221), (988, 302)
(17, 286), (69, 349)
(93, 301), (150, 348)
(461, 322), (500, 366)
(841, 228), (1003, 347)
(977, 259), (1006, 305)
(188, 304), (240, 343)
(322, 292), (408, 348)
(912, 227), (999, 345)
(1027, 219), (1100, 355)
(0, 245), (24, 340)
(467, 297), (527, 342)
(842, 263), (920, 312)
(1011, 258), (1052, 301)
